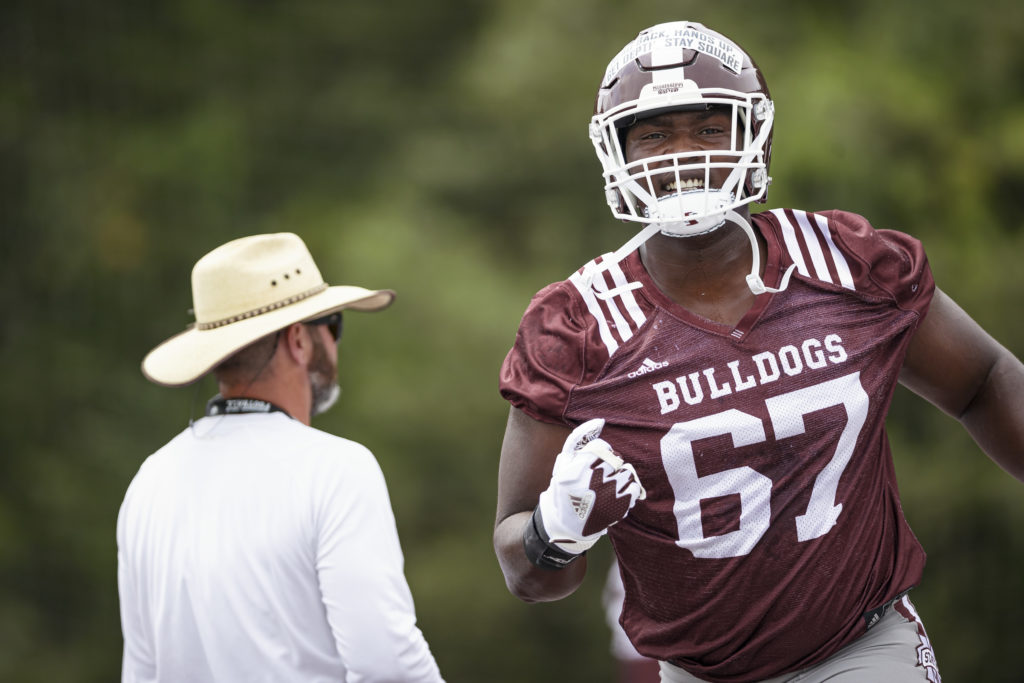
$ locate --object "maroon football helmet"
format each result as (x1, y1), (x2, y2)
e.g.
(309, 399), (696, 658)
(590, 22), (774, 237)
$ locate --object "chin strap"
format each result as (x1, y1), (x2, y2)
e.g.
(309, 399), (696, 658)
(723, 209), (797, 296)
(588, 211), (797, 300)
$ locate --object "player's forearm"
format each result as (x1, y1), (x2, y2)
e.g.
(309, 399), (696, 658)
(494, 511), (587, 602)
(960, 350), (1024, 483)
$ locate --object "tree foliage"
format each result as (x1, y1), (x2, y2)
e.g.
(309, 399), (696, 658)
(3, 0), (1023, 680)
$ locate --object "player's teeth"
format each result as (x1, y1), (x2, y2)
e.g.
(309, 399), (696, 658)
(666, 179), (704, 192)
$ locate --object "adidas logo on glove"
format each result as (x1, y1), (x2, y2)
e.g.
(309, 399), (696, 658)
(569, 492), (595, 520)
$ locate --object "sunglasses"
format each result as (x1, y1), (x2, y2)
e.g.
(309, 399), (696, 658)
(305, 311), (343, 342)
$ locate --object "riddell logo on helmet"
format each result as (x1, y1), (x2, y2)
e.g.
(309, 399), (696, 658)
(628, 358), (668, 378)
(653, 83), (689, 96)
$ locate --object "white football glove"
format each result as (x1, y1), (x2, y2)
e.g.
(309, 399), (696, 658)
(533, 418), (646, 559)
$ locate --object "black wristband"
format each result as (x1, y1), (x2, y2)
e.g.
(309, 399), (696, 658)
(522, 506), (582, 570)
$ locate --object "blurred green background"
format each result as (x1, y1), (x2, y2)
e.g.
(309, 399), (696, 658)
(3, 0), (1023, 681)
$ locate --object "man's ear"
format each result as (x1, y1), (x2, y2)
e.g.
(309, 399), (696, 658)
(281, 323), (313, 366)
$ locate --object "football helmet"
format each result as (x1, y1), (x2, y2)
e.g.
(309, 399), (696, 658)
(589, 22), (774, 237)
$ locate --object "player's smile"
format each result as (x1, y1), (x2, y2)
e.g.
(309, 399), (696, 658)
(655, 172), (710, 199)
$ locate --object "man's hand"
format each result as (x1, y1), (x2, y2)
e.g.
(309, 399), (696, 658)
(530, 419), (646, 563)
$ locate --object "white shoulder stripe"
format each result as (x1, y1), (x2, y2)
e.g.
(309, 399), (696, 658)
(570, 269), (620, 355)
(771, 208), (810, 278)
(770, 209), (856, 291)
(569, 256), (647, 357)
(603, 259), (647, 328)
(813, 213), (855, 290)
(591, 268), (634, 346)
(794, 210), (834, 284)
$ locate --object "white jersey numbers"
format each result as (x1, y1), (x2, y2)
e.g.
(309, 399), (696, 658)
(660, 372), (869, 559)
(662, 409), (772, 558)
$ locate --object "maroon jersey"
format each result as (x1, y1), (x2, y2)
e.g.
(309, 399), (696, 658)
(500, 209), (935, 682)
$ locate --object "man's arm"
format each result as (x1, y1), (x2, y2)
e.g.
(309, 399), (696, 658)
(318, 451), (444, 682)
(494, 407), (589, 602)
(899, 287), (1024, 482)
(118, 553), (156, 682)
(117, 488), (157, 683)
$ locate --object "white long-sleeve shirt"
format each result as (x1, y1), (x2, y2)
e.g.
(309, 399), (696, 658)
(117, 412), (443, 682)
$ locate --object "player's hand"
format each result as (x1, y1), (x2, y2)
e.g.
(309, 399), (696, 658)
(536, 418), (646, 556)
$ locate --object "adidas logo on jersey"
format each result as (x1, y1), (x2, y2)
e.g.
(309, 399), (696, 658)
(628, 357), (668, 378)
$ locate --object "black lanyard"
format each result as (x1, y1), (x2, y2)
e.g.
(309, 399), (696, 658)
(205, 395), (291, 419)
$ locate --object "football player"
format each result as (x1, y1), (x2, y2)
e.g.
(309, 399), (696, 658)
(494, 20), (1024, 683)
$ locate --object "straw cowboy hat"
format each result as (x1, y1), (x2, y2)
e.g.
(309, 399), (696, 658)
(142, 232), (394, 387)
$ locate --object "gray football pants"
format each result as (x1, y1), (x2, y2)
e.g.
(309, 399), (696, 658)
(658, 596), (941, 683)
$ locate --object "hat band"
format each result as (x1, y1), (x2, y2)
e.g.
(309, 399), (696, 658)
(195, 283), (329, 330)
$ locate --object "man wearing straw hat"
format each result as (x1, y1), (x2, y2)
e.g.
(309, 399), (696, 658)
(117, 233), (444, 682)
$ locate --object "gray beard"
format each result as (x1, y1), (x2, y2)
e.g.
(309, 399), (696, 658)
(311, 380), (340, 416)
(308, 332), (340, 417)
